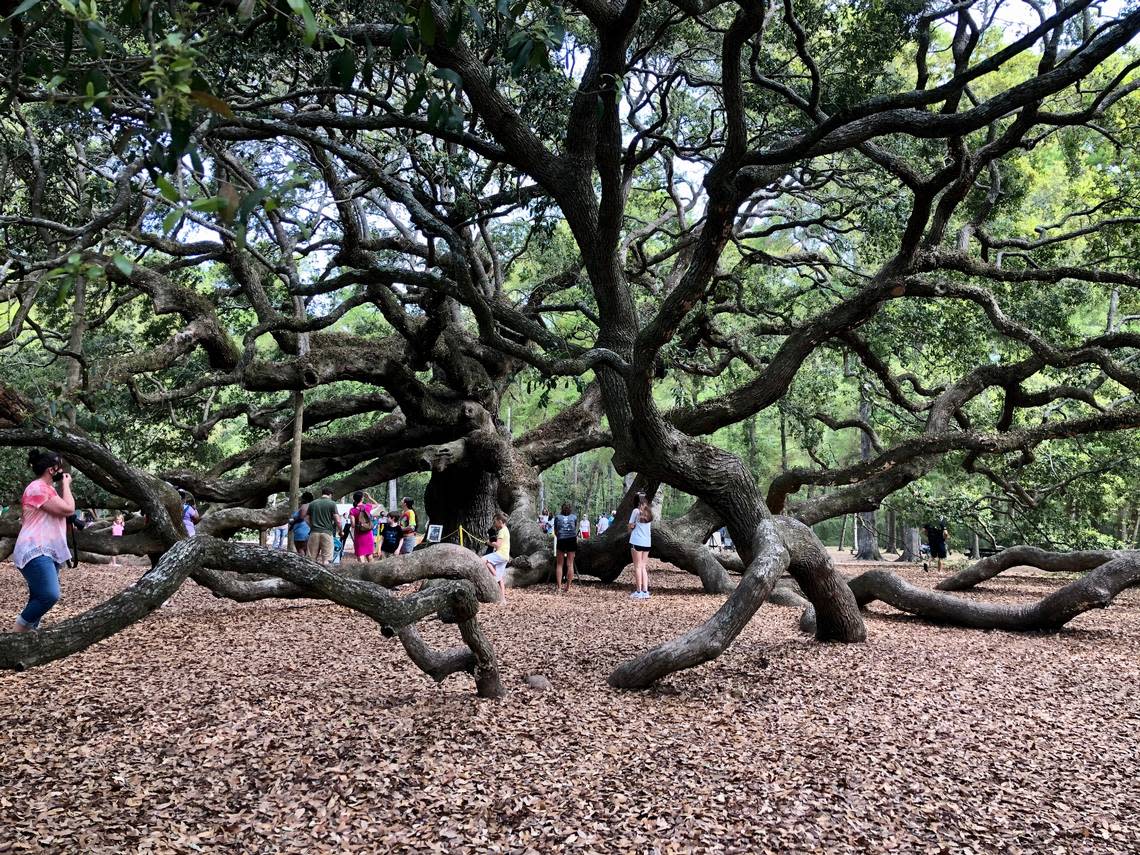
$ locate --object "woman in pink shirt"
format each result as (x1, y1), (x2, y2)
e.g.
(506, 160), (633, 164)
(111, 513), (125, 567)
(12, 449), (75, 632)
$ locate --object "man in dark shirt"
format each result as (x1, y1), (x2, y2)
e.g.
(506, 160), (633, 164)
(923, 518), (949, 573)
(306, 486), (342, 565)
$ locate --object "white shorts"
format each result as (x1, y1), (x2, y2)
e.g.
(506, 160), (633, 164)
(486, 553), (508, 581)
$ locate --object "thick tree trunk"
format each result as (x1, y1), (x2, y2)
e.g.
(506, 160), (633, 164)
(886, 508), (897, 553)
(424, 465), (498, 549)
(898, 527), (921, 562)
(777, 517), (867, 643)
(968, 530), (980, 560)
(608, 521), (790, 690)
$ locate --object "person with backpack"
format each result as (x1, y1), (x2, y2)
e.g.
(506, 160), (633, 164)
(349, 491), (376, 563)
(289, 491), (313, 554)
(181, 493), (200, 537)
(11, 449), (74, 632)
(552, 502), (578, 594)
(923, 517), (950, 573)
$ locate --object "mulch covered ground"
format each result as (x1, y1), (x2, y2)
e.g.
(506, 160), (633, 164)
(0, 553), (1138, 854)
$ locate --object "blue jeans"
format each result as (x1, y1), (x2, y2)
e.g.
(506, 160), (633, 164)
(17, 555), (61, 629)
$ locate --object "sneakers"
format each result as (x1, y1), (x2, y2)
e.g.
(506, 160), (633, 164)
(630, 590), (650, 600)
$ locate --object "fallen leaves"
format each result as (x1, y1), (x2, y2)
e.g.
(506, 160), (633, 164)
(0, 555), (1137, 853)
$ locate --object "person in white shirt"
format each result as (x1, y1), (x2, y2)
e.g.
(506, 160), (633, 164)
(596, 513), (609, 535)
(579, 515), (591, 540)
(627, 492), (653, 599)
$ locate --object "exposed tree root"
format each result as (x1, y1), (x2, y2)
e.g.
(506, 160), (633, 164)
(0, 538), (504, 697)
(802, 554), (1140, 633)
(775, 516), (868, 643)
(608, 521), (791, 690)
(935, 546), (1116, 591)
(0, 537), (202, 671)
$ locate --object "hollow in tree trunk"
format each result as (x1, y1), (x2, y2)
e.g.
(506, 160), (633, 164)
(425, 464), (499, 548)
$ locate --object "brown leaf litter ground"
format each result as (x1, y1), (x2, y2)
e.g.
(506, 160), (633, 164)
(0, 553), (1137, 854)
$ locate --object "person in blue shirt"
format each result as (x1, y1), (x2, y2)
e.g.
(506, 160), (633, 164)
(289, 491), (313, 554)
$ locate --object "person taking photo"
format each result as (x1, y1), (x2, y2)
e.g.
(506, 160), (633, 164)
(11, 450), (75, 632)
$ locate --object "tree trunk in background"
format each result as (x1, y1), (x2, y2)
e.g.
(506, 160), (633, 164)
(1132, 509), (1140, 548)
(898, 527), (921, 562)
(886, 508), (897, 553)
(64, 276), (86, 429)
(856, 511), (882, 560)
(779, 408), (788, 471)
(745, 416), (758, 475)
(388, 479), (398, 513)
(969, 529), (980, 559)
(855, 395), (882, 560)
(838, 514), (847, 551)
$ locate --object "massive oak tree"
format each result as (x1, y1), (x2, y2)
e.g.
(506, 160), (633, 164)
(1, 0), (1139, 688)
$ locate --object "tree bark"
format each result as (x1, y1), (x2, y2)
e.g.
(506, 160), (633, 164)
(608, 516), (867, 690)
(608, 520), (790, 690)
(0, 537), (505, 696)
(898, 527), (921, 562)
(935, 546), (1116, 591)
(855, 396), (882, 561)
(839, 556), (1140, 631)
(855, 511), (882, 560)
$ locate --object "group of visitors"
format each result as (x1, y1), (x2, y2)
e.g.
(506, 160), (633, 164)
(536, 494), (654, 597)
(287, 489), (418, 565)
(539, 508), (616, 540)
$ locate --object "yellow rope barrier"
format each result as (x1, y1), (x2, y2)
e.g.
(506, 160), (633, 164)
(438, 525), (488, 549)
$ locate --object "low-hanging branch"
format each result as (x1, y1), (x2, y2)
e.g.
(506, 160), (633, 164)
(0, 536), (505, 698)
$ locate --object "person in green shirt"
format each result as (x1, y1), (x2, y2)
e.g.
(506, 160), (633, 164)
(306, 486), (342, 565)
